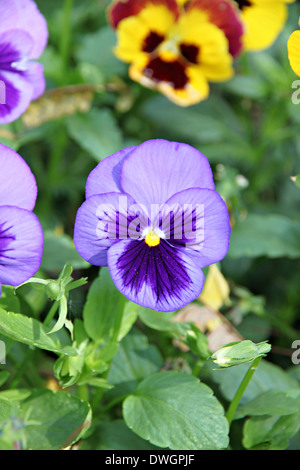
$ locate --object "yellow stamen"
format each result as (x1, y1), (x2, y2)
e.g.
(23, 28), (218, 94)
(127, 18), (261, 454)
(145, 230), (160, 247)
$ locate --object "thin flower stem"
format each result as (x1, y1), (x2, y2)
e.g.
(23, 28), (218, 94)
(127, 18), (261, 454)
(9, 349), (35, 389)
(60, 0), (73, 73)
(77, 384), (89, 402)
(225, 356), (262, 428)
(260, 312), (299, 341)
(192, 359), (204, 377)
(95, 393), (129, 419)
(16, 278), (49, 288)
(40, 129), (67, 215)
(44, 300), (60, 328)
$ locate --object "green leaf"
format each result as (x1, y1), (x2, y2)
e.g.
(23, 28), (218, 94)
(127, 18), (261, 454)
(118, 301), (138, 341)
(54, 340), (115, 388)
(0, 286), (21, 313)
(208, 359), (299, 404)
(0, 398), (13, 423)
(250, 52), (289, 89)
(41, 231), (90, 272)
(138, 307), (192, 339)
(54, 349), (86, 388)
(123, 371), (229, 450)
(243, 413), (300, 450)
(45, 264), (87, 335)
(75, 26), (126, 80)
(107, 329), (164, 398)
(48, 296), (68, 335)
(228, 214), (300, 258)
(0, 309), (76, 356)
(67, 108), (123, 161)
(138, 307), (177, 332)
(235, 389), (300, 419)
(84, 377), (113, 389)
(0, 389), (31, 402)
(83, 268), (126, 343)
(0, 371), (9, 388)
(141, 96), (227, 143)
(19, 389), (91, 450)
(81, 420), (158, 450)
(138, 307), (210, 359)
(222, 75), (269, 99)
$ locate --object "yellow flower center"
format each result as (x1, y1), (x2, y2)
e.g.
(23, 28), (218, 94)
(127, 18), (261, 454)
(145, 230), (160, 247)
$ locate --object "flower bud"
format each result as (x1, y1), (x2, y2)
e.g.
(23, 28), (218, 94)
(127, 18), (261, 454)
(211, 340), (271, 368)
(46, 280), (61, 300)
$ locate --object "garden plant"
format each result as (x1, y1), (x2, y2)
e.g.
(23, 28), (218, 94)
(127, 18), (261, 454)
(0, 0), (300, 452)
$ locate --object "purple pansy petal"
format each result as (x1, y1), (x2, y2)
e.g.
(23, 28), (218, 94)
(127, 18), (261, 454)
(107, 239), (205, 312)
(75, 139), (231, 312)
(74, 192), (143, 267)
(163, 187), (231, 268)
(0, 2), (47, 124)
(86, 146), (136, 198)
(0, 30), (34, 69)
(0, 0), (48, 60)
(153, 198), (200, 245)
(0, 143), (37, 211)
(22, 61), (46, 100)
(120, 140), (215, 211)
(0, 205), (44, 287)
(0, 70), (33, 124)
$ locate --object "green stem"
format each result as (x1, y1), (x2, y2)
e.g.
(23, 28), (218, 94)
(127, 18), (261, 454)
(77, 384), (89, 402)
(192, 359), (204, 377)
(44, 300), (60, 328)
(9, 349), (35, 389)
(260, 312), (300, 341)
(40, 129), (67, 216)
(95, 393), (129, 419)
(225, 356), (262, 427)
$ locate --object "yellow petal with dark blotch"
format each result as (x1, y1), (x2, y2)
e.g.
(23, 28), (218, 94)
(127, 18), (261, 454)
(157, 67), (210, 106)
(114, 4), (175, 63)
(177, 18), (234, 82)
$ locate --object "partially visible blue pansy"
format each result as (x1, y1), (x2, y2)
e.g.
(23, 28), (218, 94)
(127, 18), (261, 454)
(74, 139), (231, 312)
(0, 0), (48, 124)
(0, 143), (44, 296)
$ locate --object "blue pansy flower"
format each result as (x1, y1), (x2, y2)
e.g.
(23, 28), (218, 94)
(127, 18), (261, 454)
(0, 0), (48, 124)
(0, 143), (44, 296)
(74, 139), (231, 312)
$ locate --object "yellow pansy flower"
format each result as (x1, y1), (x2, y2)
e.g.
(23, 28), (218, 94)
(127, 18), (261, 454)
(235, 0), (296, 51)
(288, 17), (300, 76)
(108, 0), (244, 106)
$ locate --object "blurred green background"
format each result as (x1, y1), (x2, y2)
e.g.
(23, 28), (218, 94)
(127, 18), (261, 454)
(1, 0), (300, 366)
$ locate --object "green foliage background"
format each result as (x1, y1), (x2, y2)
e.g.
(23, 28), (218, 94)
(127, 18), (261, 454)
(0, 0), (300, 451)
